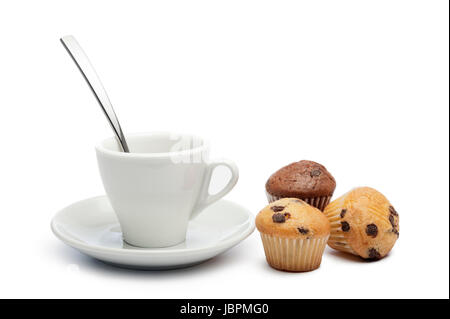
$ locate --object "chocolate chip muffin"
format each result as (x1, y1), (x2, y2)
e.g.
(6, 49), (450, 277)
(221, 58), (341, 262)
(265, 160), (336, 211)
(323, 187), (399, 260)
(256, 198), (330, 272)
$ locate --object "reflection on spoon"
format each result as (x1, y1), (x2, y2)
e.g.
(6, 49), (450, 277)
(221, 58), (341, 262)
(60, 35), (130, 152)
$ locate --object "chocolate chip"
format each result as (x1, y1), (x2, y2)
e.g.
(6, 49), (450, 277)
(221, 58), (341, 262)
(391, 228), (400, 237)
(389, 206), (398, 216)
(284, 212), (291, 219)
(366, 224), (378, 237)
(272, 213), (286, 223)
(310, 169), (322, 177)
(389, 213), (399, 229)
(367, 248), (381, 260)
(340, 209), (347, 218)
(389, 214), (395, 226)
(297, 227), (309, 234)
(341, 221), (350, 232)
(271, 205), (285, 212)
(389, 214), (398, 229)
(388, 214), (399, 237)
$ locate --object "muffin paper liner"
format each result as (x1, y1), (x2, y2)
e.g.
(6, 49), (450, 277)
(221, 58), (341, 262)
(260, 233), (329, 272)
(323, 198), (356, 255)
(266, 192), (332, 212)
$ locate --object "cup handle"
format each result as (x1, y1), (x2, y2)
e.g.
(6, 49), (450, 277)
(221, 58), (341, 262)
(191, 159), (239, 219)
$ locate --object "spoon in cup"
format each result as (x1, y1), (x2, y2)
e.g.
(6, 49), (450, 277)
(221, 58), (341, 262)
(60, 35), (130, 152)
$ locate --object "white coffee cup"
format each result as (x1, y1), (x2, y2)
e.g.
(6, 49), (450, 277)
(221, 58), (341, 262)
(95, 132), (239, 248)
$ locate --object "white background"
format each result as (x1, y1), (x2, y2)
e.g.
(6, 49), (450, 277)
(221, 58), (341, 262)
(0, 0), (448, 299)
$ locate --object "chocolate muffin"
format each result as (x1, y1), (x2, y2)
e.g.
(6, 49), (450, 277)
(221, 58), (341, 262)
(265, 160), (336, 211)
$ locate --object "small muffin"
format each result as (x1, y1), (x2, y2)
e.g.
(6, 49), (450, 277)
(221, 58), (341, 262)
(256, 198), (330, 272)
(265, 160), (336, 211)
(323, 187), (399, 260)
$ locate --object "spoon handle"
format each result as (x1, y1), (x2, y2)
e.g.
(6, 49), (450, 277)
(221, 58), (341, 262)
(60, 35), (130, 152)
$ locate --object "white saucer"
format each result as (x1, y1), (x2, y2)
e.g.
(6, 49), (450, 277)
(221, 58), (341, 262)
(51, 196), (255, 270)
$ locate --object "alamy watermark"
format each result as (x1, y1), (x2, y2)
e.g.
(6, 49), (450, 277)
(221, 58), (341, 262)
(169, 133), (208, 164)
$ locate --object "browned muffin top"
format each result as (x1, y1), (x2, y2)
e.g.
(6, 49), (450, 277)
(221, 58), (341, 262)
(265, 160), (336, 198)
(256, 198), (331, 238)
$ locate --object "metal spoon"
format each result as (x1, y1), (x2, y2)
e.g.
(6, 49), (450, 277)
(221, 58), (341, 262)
(60, 35), (130, 152)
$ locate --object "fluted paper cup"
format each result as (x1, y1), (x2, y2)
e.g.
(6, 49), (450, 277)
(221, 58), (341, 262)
(266, 191), (332, 212)
(260, 233), (329, 272)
